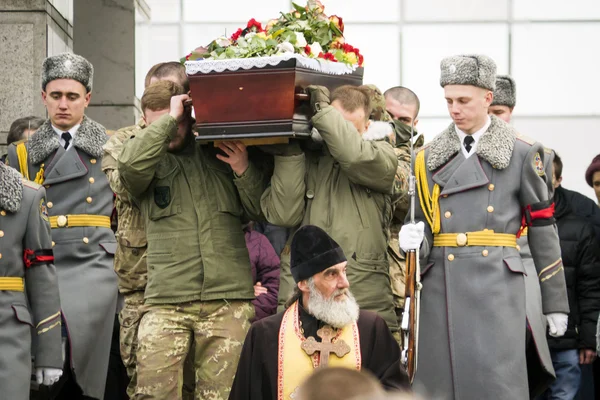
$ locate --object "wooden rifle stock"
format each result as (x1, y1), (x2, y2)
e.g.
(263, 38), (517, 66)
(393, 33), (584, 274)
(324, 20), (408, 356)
(403, 249), (418, 382)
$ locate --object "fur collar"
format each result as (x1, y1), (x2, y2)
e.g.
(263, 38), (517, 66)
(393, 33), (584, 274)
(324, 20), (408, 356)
(361, 121), (394, 142)
(28, 115), (107, 165)
(0, 162), (23, 212)
(426, 115), (516, 171)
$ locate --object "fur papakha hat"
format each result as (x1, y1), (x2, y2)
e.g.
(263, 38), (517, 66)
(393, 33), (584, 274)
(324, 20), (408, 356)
(290, 225), (347, 283)
(440, 54), (497, 91)
(42, 52), (94, 92)
(491, 75), (516, 108)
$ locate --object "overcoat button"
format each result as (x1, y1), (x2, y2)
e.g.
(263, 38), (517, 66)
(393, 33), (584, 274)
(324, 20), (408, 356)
(89, 177), (95, 184)
(86, 197), (93, 204)
(444, 211), (452, 218)
(90, 159), (97, 164)
(487, 206), (494, 213)
(83, 237), (89, 244)
(306, 190), (315, 199)
(482, 250), (489, 257)
(448, 254), (455, 261)
(488, 184), (495, 191)
(47, 202), (54, 208)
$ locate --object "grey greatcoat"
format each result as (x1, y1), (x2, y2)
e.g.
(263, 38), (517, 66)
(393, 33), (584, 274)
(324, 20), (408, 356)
(0, 162), (62, 399)
(6, 116), (118, 400)
(412, 115), (569, 400)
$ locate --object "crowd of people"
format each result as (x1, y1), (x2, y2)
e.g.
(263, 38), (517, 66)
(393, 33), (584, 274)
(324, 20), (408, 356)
(2, 50), (600, 400)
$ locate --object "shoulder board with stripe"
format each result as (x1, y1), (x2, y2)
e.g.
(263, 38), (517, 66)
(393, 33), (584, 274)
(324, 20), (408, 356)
(22, 179), (42, 190)
(516, 134), (536, 146)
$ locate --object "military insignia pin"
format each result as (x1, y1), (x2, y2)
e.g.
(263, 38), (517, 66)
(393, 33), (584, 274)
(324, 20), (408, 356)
(40, 198), (50, 222)
(533, 152), (545, 176)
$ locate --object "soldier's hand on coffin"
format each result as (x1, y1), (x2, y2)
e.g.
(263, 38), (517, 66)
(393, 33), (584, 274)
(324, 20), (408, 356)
(306, 85), (331, 112)
(399, 221), (425, 252)
(216, 141), (249, 176)
(169, 94), (191, 122)
(257, 140), (302, 156)
(35, 367), (63, 386)
(546, 313), (568, 337)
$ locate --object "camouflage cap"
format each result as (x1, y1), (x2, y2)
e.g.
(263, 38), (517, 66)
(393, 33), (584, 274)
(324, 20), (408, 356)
(360, 84), (392, 122)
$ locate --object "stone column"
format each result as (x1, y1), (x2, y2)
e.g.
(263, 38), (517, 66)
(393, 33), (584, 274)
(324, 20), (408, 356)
(0, 0), (72, 154)
(74, 0), (140, 131)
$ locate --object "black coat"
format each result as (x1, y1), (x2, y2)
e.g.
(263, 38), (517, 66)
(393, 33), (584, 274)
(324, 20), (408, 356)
(560, 186), (600, 243)
(548, 186), (600, 350)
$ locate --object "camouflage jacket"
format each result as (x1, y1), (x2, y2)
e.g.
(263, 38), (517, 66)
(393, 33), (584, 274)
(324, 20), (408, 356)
(102, 120), (148, 293)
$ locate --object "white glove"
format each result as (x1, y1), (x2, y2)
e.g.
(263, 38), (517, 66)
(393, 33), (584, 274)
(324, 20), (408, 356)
(399, 221), (425, 252)
(546, 313), (568, 337)
(35, 367), (63, 386)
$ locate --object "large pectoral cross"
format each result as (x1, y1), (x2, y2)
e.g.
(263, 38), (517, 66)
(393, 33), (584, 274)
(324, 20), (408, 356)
(301, 325), (351, 368)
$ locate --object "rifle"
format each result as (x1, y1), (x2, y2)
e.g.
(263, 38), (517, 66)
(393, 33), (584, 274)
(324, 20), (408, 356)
(400, 120), (422, 384)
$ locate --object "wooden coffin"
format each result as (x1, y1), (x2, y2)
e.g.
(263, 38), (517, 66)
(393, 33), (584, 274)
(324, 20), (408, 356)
(188, 58), (364, 142)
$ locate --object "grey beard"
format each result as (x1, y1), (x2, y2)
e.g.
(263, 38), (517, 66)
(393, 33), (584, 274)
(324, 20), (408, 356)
(307, 279), (360, 329)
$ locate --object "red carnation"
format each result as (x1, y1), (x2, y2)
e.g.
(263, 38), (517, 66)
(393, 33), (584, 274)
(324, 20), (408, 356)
(304, 45), (312, 54)
(230, 28), (243, 41)
(185, 53), (191, 61)
(358, 54), (364, 66)
(322, 52), (338, 62)
(247, 18), (264, 32)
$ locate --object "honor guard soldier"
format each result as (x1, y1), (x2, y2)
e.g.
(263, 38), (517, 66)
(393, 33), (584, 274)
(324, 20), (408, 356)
(0, 162), (62, 398)
(6, 52), (118, 400)
(399, 54), (569, 399)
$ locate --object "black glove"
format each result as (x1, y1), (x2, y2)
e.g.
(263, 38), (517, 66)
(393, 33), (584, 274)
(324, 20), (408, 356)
(306, 85), (330, 113)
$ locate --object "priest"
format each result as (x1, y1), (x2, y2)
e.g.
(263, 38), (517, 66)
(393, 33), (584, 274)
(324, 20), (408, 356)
(228, 225), (409, 400)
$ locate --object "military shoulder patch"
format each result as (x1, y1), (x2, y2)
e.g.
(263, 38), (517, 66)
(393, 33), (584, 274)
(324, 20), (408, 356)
(533, 152), (545, 176)
(40, 198), (49, 222)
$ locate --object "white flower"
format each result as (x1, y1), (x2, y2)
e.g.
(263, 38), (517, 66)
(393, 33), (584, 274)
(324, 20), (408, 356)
(215, 36), (231, 47)
(294, 32), (307, 47)
(244, 32), (256, 40)
(308, 42), (323, 56)
(277, 42), (295, 53)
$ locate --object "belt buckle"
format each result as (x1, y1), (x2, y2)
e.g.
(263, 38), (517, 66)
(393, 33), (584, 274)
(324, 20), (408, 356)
(56, 215), (68, 227)
(456, 233), (468, 247)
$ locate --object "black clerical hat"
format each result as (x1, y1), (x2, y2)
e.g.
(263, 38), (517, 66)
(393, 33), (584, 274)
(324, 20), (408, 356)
(291, 225), (347, 283)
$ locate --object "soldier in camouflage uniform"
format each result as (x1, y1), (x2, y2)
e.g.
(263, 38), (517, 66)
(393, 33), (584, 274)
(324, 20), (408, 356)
(262, 84), (408, 334)
(102, 120), (148, 397)
(118, 82), (263, 399)
(365, 85), (421, 324)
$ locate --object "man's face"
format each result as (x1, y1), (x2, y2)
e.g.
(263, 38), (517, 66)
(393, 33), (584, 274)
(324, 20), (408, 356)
(332, 100), (369, 134)
(311, 262), (350, 301)
(444, 85), (493, 134)
(488, 105), (513, 123)
(593, 171), (600, 203)
(143, 106), (192, 152)
(385, 97), (418, 126)
(301, 261), (359, 328)
(42, 79), (90, 131)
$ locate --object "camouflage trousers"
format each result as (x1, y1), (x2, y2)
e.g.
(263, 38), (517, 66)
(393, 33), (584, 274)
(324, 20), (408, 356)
(120, 291), (145, 398)
(134, 299), (254, 400)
